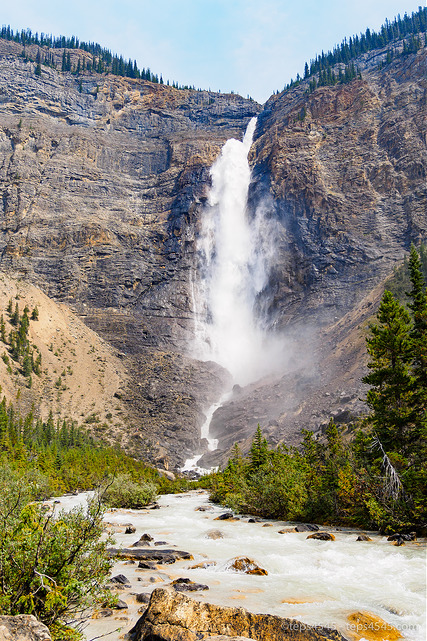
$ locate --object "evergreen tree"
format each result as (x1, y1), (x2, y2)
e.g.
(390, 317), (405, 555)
(406, 245), (427, 447)
(407, 243), (427, 336)
(362, 290), (414, 454)
(249, 425), (269, 470)
(0, 316), (6, 343)
(11, 303), (19, 326)
(22, 349), (32, 377)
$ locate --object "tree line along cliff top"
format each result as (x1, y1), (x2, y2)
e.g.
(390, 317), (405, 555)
(1, 6), (426, 100)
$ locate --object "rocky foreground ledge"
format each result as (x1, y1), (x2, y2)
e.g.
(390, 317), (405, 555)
(0, 615), (52, 641)
(128, 587), (347, 641)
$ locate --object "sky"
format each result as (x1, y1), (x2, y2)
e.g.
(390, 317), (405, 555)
(1, 0), (424, 103)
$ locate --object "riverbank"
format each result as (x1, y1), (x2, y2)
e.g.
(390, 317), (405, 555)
(54, 490), (426, 641)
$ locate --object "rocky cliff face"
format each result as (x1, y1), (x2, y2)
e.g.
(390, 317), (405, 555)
(251, 43), (426, 327)
(0, 39), (259, 346)
(0, 38), (425, 467)
(0, 39), (258, 465)
(201, 43), (427, 463)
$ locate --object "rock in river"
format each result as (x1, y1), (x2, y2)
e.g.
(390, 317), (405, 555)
(129, 587), (347, 640)
(107, 547), (193, 564)
(225, 557), (268, 576)
(171, 577), (210, 592)
(307, 533), (335, 541)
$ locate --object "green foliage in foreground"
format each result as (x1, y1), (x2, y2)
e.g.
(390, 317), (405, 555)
(207, 419), (426, 532)
(0, 466), (114, 639)
(0, 404), (194, 637)
(0, 399), (194, 637)
(207, 245), (427, 533)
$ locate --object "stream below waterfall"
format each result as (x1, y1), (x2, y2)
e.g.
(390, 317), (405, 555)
(54, 490), (426, 641)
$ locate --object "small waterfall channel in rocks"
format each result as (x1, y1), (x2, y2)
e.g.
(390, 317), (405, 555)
(184, 118), (284, 470)
(54, 491), (426, 641)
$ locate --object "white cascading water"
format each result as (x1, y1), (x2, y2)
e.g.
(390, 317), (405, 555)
(193, 116), (283, 386)
(183, 118), (284, 470)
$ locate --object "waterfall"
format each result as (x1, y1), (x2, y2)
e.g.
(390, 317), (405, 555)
(192, 116), (283, 387)
(183, 117), (285, 471)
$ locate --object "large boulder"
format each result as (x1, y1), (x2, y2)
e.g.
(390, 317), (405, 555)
(129, 587), (347, 640)
(107, 547), (192, 564)
(346, 611), (403, 641)
(0, 615), (52, 641)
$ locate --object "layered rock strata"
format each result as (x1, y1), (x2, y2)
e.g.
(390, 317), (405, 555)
(0, 39), (257, 463)
(0, 38), (426, 464)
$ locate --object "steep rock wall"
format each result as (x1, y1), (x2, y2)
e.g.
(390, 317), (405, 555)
(201, 44), (427, 461)
(0, 39), (259, 349)
(0, 40), (259, 465)
(1, 38), (426, 465)
(251, 44), (426, 327)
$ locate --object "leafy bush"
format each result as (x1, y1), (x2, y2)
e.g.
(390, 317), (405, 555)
(0, 466), (114, 639)
(100, 473), (158, 508)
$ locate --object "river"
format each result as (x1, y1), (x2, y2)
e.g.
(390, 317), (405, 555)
(55, 490), (426, 641)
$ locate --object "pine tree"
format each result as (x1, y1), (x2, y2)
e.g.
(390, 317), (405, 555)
(406, 245), (427, 446)
(22, 349), (32, 377)
(0, 316), (6, 343)
(407, 243), (427, 336)
(249, 425), (269, 470)
(363, 290), (414, 453)
(11, 303), (19, 326)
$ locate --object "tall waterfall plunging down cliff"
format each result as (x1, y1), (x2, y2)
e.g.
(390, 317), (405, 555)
(192, 117), (284, 387)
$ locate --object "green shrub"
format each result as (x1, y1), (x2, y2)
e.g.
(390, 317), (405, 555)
(0, 467), (114, 638)
(100, 473), (158, 509)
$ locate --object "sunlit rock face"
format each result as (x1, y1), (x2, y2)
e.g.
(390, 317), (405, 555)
(0, 37), (426, 466)
(204, 43), (427, 462)
(251, 44), (427, 329)
(0, 614), (52, 641)
(130, 587), (347, 641)
(0, 39), (259, 466)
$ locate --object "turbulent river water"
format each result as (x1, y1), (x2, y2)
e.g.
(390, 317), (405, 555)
(55, 490), (426, 641)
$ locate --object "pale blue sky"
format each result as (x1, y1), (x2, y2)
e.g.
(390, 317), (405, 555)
(1, 1), (424, 103)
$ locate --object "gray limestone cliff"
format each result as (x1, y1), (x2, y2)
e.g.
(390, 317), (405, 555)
(0, 37), (426, 466)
